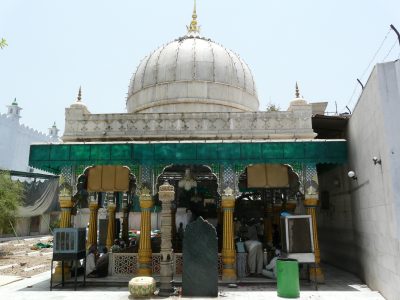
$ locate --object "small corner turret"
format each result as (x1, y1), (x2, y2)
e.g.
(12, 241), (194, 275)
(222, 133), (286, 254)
(48, 121), (60, 142)
(7, 98), (22, 122)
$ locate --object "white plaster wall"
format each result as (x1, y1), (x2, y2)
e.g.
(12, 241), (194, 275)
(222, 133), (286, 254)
(317, 165), (360, 274)
(0, 114), (51, 172)
(346, 60), (400, 300)
(15, 217), (30, 236)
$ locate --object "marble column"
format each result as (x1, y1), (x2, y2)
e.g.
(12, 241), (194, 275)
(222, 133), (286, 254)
(221, 187), (237, 282)
(303, 164), (324, 283)
(87, 195), (99, 249)
(137, 187), (153, 276)
(158, 181), (175, 296)
(121, 193), (129, 245)
(106, 193), (117, 250)
(53, 194), (73, 281)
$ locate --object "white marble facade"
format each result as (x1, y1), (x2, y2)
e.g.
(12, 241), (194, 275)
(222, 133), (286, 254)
(63, 104), (316, 142)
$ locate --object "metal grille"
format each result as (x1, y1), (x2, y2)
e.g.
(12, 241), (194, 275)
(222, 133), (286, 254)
(221, 165), (235, 193)
(305, 163), (317, 183)
(111, 253), (137, 276)
(60, 166), (73, 187)
(110, 253), (224, 277)
(217, 254), (223, 275)
(140, 165), (153, 191)
(174, 253), (183, 275)
(151, 253), (161, 274)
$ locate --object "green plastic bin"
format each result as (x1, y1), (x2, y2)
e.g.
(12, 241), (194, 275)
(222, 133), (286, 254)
(276, 258), (300, 298)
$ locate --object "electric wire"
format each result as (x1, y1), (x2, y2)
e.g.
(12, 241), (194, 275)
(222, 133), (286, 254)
(382, 38), (398, 62)
(359, 28), (392, 81)
(341, 28), (392, 113)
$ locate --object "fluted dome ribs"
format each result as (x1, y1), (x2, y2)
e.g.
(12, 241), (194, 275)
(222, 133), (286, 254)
(127, 36), (259, 113)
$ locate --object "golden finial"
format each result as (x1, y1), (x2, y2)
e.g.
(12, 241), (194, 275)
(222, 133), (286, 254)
(187, 0), (200, 34)
(295, 82), (300, 98)
(77, 86), (82, 102)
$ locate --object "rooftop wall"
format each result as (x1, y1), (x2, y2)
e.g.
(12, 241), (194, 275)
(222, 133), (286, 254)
(319, 60), (400, 300)
(0, 113), (51, 172)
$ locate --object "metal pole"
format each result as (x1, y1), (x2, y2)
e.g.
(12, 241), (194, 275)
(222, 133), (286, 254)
(41, 214), (54, 235)
(390, 24), (400, 46)
(8, 219), (20, 243)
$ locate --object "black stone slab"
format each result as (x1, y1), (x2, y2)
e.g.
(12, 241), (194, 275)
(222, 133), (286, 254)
(182, 217), (218, 297)
(98, 219), (108, 249)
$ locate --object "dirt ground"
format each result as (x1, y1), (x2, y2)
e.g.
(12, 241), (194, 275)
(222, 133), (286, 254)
(0, 236), (53, 277)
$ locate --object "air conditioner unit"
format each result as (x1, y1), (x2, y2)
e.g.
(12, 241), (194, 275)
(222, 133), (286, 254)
(280, 215), (315, 263)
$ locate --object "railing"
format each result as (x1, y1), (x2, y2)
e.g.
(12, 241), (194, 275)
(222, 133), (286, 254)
(109, 253), (226, 277)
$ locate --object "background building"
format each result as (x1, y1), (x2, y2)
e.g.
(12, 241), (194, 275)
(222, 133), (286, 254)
(0, 99), (60, 237)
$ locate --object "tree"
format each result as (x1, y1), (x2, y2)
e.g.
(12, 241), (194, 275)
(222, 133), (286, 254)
(0, 171), (24, 232)
(0, 38), (7, 49)
(266, 102), (280, 112)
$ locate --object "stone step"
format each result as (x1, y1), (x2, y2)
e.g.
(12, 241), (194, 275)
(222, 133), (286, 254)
(0, 263), (19, 270)
(23, 264), (47, 272)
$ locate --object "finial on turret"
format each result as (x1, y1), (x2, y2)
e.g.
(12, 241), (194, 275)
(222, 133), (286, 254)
(77, 86), (82, 102)
(187, 0), (200, 34)
(295, 82), (300, 98)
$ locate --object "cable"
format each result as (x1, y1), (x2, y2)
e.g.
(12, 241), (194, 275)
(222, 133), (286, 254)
(359, 28), (392, 81)
(382, 38), (398, 62)
(341, 28), (392, 113)
(343, 82), (359, 113)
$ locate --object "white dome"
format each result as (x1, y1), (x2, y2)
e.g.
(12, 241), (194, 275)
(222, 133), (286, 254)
(127, 35), (259, 113)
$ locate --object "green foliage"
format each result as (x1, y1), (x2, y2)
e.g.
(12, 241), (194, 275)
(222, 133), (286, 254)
(0, 38), (7, 49)
(266, 102), (280, 112)
(0, 171), (24, 231)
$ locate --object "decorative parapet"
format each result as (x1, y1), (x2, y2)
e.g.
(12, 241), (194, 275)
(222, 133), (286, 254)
(0, 113), (50, 140)
(63, 109), (316, 142)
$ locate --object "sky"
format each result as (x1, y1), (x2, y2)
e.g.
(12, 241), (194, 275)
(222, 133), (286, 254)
(1, 0), (400, 135)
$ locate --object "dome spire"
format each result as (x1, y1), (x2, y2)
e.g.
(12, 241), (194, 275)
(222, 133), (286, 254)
(187, 0), (200, 34)
(77, 86), (82, 102)
(295, 82), (300, 98)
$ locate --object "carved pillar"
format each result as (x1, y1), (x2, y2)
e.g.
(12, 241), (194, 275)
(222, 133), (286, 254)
(158, 181), (175, 296)
(106, 193), (117, 250)
(138, 187), (153, 276)
(87, 195), (99, 249)
(53, 194), (73, 280)
(221, 187), (237, 282)
(121, 193), (129, 245)
(303, 164), (324, 283)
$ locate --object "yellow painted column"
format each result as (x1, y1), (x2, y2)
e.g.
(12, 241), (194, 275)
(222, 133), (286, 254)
(53, 195), (73, 281)
(87, 200), (99, 249)
(106, 202), (117, 250)
(137, 187), (153, 276)
(304, 197), (324, 283)
(221, 187), (237, 282)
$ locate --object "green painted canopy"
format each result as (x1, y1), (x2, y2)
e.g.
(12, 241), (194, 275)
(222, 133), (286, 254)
(29, 140), (347, 174)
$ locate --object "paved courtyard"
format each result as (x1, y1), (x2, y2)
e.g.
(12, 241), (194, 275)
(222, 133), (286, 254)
(0, 263), (384, 300)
